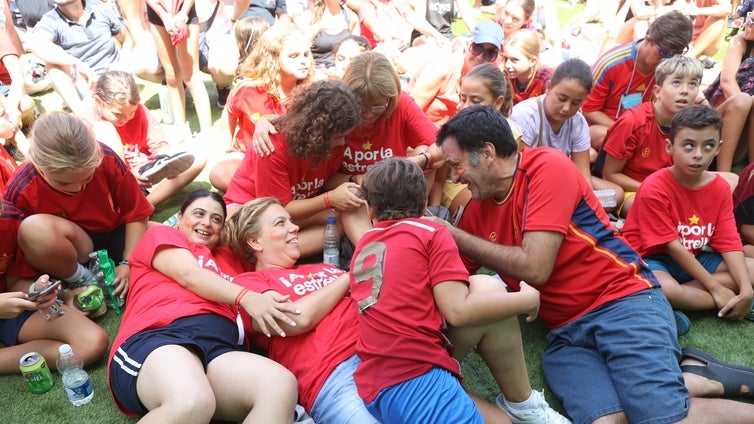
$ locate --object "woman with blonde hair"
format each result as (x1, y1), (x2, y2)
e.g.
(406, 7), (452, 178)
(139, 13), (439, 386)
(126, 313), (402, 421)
(210, 23), (313, 192)
(4, 112), (153, 304)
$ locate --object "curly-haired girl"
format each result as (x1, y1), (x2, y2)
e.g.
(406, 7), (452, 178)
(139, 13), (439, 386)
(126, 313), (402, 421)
(223, 79), (368, 257)
(209, 23), (313, 192)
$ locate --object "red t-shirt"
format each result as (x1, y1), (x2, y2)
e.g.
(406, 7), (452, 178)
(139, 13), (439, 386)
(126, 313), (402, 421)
(341, 93), (436, 175)
(80, 102), (167, 168)
(226, 81), (287, 152)
(234, 263), (357, 411)
(582, 40), (655, 121)
(0, 201), (34, 291)
(600, 101), (671, 183)
(349, 218), (469, 403)
(223, 132), (344, 205)
(510, 66), (553, 106)
(458, 147), (657, 329)
(0, 143), (18, 195)
(3, 144), (153, 233)
(622, 168), (742, 257)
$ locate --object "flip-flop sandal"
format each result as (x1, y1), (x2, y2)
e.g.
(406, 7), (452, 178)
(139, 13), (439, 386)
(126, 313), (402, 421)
(681, 347), (754, 398)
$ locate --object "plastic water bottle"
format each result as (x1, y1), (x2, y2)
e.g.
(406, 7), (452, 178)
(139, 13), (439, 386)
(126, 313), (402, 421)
(56, 344), (94, 406)
(158, 81), (175, 124)
(323, 217), (340, 267)
(594, 188), (618, 209)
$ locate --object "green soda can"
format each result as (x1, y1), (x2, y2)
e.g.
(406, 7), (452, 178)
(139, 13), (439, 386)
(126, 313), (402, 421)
(20, 352), (54, 394)
(74, 285), (107, 318)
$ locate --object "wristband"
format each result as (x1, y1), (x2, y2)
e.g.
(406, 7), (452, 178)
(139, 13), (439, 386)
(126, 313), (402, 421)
(324, 191), (332, 209)
(235, 288), (250, 306)
(119, 259), (130, 266)
(419, 152), (430, 170)
(426, 150), (436, 169)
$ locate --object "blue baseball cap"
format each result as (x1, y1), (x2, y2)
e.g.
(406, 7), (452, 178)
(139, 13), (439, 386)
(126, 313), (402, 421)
(472, 20), (504, 49)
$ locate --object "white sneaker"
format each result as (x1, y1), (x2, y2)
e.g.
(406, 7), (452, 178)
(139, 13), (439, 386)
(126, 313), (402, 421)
(496, 390), (571, 424)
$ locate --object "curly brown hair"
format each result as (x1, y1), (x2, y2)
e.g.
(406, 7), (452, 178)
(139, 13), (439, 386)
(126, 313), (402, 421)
(274, 79), (361, 163)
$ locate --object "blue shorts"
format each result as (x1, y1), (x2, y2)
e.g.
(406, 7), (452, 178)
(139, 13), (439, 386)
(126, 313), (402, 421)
(89, 225), (126, 263)
(310, 354), (380, 424)
(109, 314), (240, 416)
(542, 288), (690, 424)
(644, 251), (723, 283)
(366, 367), (483, 424)
(0, 310), (34, 346)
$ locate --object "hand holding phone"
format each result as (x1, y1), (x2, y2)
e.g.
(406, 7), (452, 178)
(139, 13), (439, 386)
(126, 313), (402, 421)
(28, 279), (61, 301)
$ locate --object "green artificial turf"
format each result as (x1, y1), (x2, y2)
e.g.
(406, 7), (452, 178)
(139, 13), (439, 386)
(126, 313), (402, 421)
(2, 1), (749, 421)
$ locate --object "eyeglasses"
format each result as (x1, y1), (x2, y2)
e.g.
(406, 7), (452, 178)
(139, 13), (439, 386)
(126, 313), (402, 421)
(469, 43), (500, 62)
(362, 99), (390, 114)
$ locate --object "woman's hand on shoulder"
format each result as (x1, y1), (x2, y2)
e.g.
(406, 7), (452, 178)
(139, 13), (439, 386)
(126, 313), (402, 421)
(240, 290), (300, 337)
(251, 118), (277, 156)
(329, 183), (366, 211)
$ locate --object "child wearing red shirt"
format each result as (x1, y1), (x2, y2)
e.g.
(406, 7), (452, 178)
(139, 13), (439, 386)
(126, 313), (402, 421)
(622, 105), (754, 330)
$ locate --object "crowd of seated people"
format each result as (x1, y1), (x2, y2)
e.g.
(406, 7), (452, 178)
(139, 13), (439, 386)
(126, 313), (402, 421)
(5, 0), (754, 423)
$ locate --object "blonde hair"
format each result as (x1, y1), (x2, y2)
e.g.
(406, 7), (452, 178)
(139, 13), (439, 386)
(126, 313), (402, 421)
(655, 55), (703, 86)
(505, 29), (541, 60)
(93, 70), (140, 106)
(29, 112), (102, 172)
(238, 23), (313, 96)
(342, 51), (400, 117)
(224, 197), (283, 265)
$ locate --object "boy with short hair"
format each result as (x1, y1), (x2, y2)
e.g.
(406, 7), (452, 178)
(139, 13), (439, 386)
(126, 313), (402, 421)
(593, 55), (704, 217)
(349, 157), (557, 423)
(622, 105), (754, 331)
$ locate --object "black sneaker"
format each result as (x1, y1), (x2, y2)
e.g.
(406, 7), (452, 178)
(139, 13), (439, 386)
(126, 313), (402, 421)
(138, 151), (195, 184)
(216, 85), (230, 108)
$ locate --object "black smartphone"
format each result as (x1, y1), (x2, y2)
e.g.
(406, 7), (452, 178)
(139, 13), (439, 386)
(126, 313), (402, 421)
(28, 279), (61, 300)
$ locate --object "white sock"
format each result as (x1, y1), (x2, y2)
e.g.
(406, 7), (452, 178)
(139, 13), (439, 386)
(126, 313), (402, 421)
(63, 263), (87, 283)
(505, 391), (536, 411)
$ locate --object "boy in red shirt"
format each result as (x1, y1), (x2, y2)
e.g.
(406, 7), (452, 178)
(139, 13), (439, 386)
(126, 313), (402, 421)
(622, 105), (754, 331)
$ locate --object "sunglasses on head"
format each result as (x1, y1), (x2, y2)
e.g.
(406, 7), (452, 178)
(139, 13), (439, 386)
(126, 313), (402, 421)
(469, 43), (499, 62)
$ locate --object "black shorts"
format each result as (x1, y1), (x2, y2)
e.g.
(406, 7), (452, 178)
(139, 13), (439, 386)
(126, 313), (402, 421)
(89, 225), (126, 263)
(146, 4), (199, 26)
(109, 314), (240, 416)
(0, 310), (34, 346)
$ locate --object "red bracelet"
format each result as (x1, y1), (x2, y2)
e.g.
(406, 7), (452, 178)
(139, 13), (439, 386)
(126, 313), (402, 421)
(324, 191), (332, 209)
(234, 288), (249, 306)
